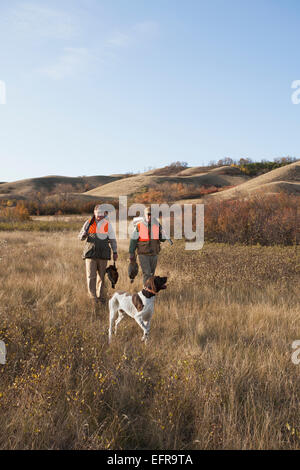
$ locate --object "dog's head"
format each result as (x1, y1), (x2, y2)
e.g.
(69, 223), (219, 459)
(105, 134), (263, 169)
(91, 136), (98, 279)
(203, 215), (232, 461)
(145, 275), (167, 294)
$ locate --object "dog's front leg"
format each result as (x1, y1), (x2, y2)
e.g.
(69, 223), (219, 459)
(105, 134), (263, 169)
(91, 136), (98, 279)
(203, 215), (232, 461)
(143, 319), (151, 343)
(114, 310), (124, 335)
(134, 313), (148, 341)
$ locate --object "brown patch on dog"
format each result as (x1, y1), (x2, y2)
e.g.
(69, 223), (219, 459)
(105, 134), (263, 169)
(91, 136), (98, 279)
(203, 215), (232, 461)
(132, 293), (144, 312)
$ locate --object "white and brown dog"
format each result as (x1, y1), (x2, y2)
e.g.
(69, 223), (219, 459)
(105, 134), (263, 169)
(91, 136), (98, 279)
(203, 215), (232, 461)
(108, 276), (167, 344)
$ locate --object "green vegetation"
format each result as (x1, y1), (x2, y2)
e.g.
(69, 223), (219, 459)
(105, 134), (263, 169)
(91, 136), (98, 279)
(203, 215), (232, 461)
(205, 156), (299, 176)
(233, 157), (298, 176)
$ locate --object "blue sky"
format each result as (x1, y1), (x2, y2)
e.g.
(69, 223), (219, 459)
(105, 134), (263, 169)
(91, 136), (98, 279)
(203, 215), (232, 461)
(1, 0), (300, 182)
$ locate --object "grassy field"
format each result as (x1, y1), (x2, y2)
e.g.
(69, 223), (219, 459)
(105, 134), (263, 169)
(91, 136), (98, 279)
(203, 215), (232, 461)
(0, 230), (299, 449)
(0, 216), (86, 232)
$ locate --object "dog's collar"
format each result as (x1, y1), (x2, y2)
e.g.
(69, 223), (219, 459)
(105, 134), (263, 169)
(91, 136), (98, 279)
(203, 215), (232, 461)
(142, 287), (156, 298)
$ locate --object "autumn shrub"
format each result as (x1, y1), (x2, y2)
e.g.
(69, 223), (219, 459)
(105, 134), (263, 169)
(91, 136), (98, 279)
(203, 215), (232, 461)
(0, 202), (31, 222)
(2, 198), (119, 216)
(134, 183), (225, 204)
(204, 193), (299, 245)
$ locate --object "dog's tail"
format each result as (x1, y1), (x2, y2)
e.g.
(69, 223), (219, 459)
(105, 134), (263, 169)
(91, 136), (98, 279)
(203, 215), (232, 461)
(108, 293), (119, 344)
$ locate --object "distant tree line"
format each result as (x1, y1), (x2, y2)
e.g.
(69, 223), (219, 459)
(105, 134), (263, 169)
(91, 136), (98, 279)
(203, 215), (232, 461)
(208, 156), (298, 176)
(139, 157), (298, 176)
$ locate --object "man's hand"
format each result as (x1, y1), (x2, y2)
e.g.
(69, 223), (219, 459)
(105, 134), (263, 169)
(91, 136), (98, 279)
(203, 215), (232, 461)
(113, 253), (118, 261)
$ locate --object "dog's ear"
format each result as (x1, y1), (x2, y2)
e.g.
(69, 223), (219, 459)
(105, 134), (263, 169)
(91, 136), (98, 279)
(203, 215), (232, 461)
(145, 276), (156, 293)
(132, 293), (144, 312)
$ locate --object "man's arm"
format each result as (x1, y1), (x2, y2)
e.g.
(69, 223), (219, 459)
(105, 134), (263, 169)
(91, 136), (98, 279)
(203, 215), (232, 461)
(129, 226), (139, 260)
(150, 217), (166, 243)
(78, 220), (90, 241)
(157, 220), (173, 245)
(159, 224), (167, 242)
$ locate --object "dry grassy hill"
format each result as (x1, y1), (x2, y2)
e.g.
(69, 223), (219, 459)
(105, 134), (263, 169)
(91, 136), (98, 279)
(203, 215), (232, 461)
(208, 161), (300, 200)
(178, 165), (242, 176)
(83, 166), (249, 198)
(4, 163), (299, 204)
(0, 175), (124, 200)
(177, 166), (213, 176)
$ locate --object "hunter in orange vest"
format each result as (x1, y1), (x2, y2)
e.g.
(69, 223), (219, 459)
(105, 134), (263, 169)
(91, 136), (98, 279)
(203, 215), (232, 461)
(129, 206), (167, 284)
(79, 205), (118, 305)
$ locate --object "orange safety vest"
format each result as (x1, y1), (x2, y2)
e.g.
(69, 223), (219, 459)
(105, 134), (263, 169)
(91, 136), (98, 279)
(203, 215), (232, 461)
(88, 218), (109, 234)
(137, 221), (159, 241)
(82, 217), (111, 260)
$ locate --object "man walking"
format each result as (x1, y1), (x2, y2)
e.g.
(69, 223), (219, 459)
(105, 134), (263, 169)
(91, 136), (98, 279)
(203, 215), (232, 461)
(129, 206), (167, 284)
(79, 205), (118, 304)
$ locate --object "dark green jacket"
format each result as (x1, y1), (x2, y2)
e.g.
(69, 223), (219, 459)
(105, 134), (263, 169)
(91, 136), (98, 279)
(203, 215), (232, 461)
(83, 233), (112, 260)
(79, 217), (117, 260)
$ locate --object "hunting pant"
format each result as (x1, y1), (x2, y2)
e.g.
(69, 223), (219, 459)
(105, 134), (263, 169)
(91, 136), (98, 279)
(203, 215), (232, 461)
(85, 258), (108, 301)
(138, 254), (158, 285)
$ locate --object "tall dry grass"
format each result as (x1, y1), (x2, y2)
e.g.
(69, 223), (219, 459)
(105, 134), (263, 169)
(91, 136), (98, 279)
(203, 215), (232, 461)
(0, 232), (299, 449)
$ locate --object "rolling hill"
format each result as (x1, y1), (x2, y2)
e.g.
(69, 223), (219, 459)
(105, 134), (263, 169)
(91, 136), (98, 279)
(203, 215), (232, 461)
(208, 160), (300, 200)
(83, 166), (249, 198)
(2, 162), (299, 204)
(0, 175), (124, 200)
